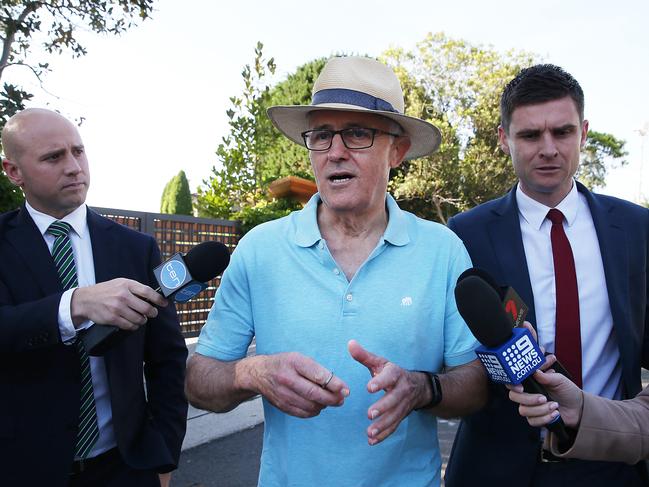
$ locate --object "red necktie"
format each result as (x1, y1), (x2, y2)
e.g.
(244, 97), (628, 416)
(547, 209), (582, 388)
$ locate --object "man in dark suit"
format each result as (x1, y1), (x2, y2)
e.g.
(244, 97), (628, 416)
(0, 108), (187, 487)
(444, 65), (649, 486)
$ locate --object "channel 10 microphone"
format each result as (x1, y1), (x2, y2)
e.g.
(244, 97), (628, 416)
(454, 268), (569, 444)
(81, 241), (230, 356)
(153, 241), (230, 303)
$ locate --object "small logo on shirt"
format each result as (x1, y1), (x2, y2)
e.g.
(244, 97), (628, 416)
(401, 297), (413, 307)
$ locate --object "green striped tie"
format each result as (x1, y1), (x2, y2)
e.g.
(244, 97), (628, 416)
(47, 221), (99, 459)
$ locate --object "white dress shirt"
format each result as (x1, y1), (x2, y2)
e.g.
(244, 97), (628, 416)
(516, 182), (623, 400)
(26, 202), (116, 457)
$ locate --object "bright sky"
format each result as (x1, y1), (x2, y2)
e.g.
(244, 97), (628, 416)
(6, 0), (649, 212)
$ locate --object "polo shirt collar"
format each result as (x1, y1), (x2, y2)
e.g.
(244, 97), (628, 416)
(516, 180), (579, 231)
(293, 193), (410, 247)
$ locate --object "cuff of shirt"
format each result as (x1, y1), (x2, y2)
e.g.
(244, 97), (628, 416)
(58, 288), (92, 343)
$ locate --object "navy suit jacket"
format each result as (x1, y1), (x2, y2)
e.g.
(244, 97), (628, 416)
(445, 182), (649, 486)
(0, 206), (188, 487)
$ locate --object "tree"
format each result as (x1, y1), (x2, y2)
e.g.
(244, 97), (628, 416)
(196, 42), (307, 229)
(258, 57), (327, 182)
(0, 0), (155, 213)
(160, 170), (192, 215)
(199, 35), (629, 228)
(382, 34), (536, 222)
(383, 33), (627, 223)
(578, 130), (627, 189)
(196, 42), (275, 219)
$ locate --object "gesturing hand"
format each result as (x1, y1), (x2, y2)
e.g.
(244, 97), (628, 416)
(348, 339), (429, 445)
(247, 352), (350, 418)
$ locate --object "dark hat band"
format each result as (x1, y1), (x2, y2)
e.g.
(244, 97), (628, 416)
(312, 88), (399, 114)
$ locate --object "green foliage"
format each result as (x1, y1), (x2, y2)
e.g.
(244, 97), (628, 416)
(197, 45), (322, 229)
(578, 130), (627, 189)
(0, 1), (153, 75)
(0, 0), (154, 213)
(233, 198), (302, 234)
(196, 42), (276, 219)
(0, 172), (23, 213)
(199, 34), (630, 228)
(0, 83), (31, 212)
(382, 33), (537, 223)
(160, 170), (193, 215)
(258, 58), (327, 182)
(382, 33), (628, 223)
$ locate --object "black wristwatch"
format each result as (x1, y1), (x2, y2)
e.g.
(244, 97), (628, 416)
(415, 371), (442, 410)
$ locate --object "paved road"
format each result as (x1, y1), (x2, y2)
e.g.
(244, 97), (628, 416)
(172, 418), (460, 487)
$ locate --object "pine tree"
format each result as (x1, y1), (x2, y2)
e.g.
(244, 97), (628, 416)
(161, 170), (193, 215)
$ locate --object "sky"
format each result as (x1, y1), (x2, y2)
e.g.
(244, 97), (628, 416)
(6, 0), (649, 212)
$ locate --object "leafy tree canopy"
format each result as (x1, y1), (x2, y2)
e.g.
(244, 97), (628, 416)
(383, 32), (627, 222)
(198, 34), (629, 228)
(195, 42), (306, 229)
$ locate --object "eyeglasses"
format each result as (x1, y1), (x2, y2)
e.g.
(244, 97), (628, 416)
(301, 127), (401, 151)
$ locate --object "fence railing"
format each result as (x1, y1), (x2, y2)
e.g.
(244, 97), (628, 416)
(92, 207), (241, 337)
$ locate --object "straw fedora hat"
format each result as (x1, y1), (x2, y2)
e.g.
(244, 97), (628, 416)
(267, 56), (441, 160)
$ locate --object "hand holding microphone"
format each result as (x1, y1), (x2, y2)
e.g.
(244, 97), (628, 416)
(505, 324), (584, 430)
(454, 268), (570, 445)
(75, 240), (230, 355)
(71, 278), (168, 331)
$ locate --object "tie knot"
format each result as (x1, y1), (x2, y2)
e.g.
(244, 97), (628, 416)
(47, 220), (73, 238)
(547, 208), (565, 225)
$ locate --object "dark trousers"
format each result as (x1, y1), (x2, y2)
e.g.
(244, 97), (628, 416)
(68, 448), (160, 487)
(533, 458), (646, 487)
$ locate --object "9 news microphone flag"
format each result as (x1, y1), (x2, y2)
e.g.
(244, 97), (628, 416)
(454, 268), (570, 445)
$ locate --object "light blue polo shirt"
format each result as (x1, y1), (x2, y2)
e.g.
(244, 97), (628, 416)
(197, 193), (477, 487)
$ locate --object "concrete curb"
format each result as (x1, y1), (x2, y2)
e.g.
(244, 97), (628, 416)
(182, 398), (264, 451)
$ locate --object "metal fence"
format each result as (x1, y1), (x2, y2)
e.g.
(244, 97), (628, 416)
(92, 207), (241, 337)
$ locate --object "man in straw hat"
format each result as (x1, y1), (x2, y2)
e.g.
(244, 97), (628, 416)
(186, 56), (487, 486)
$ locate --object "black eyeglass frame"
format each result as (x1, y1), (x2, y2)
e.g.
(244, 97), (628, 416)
(300, 127), (401, 151)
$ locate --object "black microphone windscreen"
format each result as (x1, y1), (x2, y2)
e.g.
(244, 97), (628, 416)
(455, 275), (512, 347)
(184, 241), (230, 283)
(457, 267), (505, 299)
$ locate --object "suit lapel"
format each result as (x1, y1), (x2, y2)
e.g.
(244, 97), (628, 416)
(87, 208), (117, 284)
(5, 206), (62, 296)
(86, 209), (135, 373)
(580, 183), (633, 393)
(487, 188), (538, 327)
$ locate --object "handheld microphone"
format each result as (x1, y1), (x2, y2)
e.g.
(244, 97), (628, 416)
(455, 269), (570, 444)
(80, 241), (230, 356)
(457, 267), (529, 328)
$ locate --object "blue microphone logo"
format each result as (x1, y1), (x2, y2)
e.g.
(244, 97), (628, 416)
(475, 328), (545, 385)
(160, 260), (187, 290)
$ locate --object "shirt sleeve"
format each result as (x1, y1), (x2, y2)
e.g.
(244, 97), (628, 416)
(58, 288), (92, 344)
(195, 244), (255, 361)
(443, 240), (479, 367)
